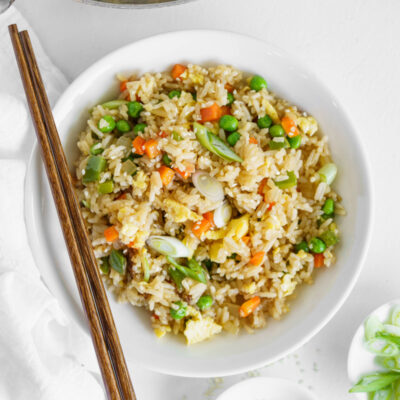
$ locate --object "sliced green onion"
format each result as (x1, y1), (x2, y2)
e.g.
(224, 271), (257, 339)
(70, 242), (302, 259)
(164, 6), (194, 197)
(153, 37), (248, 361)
(108, 249), (126, 274)
(140, 250), (150, 282)
(213, 201), (232, 228)
(372, 387), (393, 400)
(322, 198), (335, 215)
(167, 256), (207, 284)
(83, 155), (106, 183)
(349, 372), (400, 393)
(365, 315), (384, 341)
(394, 380), (400, 400)
(98, 180), (114, 194)
(318, 163), (337, 185)
(168, 268), (185, 290)
(116, 135), (133, 157)
(193, 122), (243, 163)
(121, 159), (137, 176)
(168, 90), (181, 99)
(101, 99), (128, 109)
(90, 143), (104, 155)
(192, 171), (224, 202)
(320, 230), (339, 247)
(147, 236), (191, 258)
(81, 199), (90, 209)
(384, 324), (400, 337)
(378, 333), (400, 347)
(269, 137), (290, 150)
(100, 257), (110, 274)
(392, 306), (400, 327)
(365, 337), (399, 357)
(162, 153), (172, 166)
(274, 171), (297, 189)
(380, 357), (400, 372)
(172, 131), (182, 141)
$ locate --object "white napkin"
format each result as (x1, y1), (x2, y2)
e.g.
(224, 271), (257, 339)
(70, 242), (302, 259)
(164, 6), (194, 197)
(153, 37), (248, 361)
(0, 7), (104, 400)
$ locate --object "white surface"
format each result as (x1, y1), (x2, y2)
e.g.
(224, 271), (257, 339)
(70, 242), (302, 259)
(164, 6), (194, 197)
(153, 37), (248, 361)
(0, 7), (105, 400)
(9, 0), (400, 398)
(25, 29), (373, 377)
(216, 377), (317, 400)
(347, 299), (400, 400)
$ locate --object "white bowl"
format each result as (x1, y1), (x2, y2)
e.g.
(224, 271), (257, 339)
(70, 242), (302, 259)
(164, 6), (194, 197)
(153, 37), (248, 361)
(25, 30), (373, 377)
(216, 377), (317, 400)
(347, 299), (400, 400)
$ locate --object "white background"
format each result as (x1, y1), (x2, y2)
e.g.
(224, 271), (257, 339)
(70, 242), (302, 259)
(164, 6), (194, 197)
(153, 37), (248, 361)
(14, 0), (400, 398)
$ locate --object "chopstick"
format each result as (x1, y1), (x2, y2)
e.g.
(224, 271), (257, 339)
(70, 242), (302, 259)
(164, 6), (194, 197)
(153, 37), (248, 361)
(8, 24), (136, 400)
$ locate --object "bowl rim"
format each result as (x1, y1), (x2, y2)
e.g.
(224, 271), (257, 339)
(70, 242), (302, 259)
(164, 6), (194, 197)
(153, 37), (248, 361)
(26, 29), (374, 377)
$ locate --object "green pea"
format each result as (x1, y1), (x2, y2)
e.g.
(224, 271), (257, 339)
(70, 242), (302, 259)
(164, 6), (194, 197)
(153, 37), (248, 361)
(90, 143), (104, 155)
(308, 237), (326, 254)
(98, 115), (116, 133)
(81, 199), (90, 209)
(227, 92), (234, 106)
(162, 153), (172, 166)
(288, 135), (302, 149)
(219, 115), (239, 132)
(227, 131), (241, 146)
(98, 180), (114, 194)
(295, 240), (309, 253)
(170, 301), (187, 320)
(116, 119), (131, 133)
(133, 123), (147, 135)
(257, 115), (272, 129)
(127, 101), (143, 118)
(250, 75), (267, 91)
(269, 124), (285, 137)
(168, 90), (181, 99)
(100, 257), (110, 274)
(322, 198), (335, 215)
(197, 295), (213, 311)
(108, 249), (127, 274)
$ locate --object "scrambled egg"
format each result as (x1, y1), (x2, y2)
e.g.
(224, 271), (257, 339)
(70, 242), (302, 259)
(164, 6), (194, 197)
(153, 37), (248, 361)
(164, 199), (202, 223)
(297, 115), (318, 136)
(188, 72), (204, 85)
(132, 170), (148, 189)
(262, 99), (280, 124)
(184, 316), (222, 345)
(281, 274), (297, 297)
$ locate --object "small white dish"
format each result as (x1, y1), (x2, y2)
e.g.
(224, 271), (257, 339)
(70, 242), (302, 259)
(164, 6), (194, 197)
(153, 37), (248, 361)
(216, 377), (317, 400)
(24, 30), (373, 377)
(347, 299), (400, 399)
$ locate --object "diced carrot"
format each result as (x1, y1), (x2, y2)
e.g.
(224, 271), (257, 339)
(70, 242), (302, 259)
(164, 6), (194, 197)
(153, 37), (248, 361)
(200, 103), (222, 123)
(249, 137), (258, 144)
(132, 136), (146, 155)
(242, 236), (250, 245)
(120, 80), (128, 92)
(152, 313), (160, 320)
(174, 162), (195, 179)
(220, 105), (231, 117)
(249, 251), (265, 266)
(127, 241), (135, 248)
(258, 178), (268, 195)
(239, 296), (261, 318)
(314, 253), (325, 268)
(144, 139), (160, 159)
(104, 226), (119, 242)
(171, 64), (187, 80)
(281, 116), (299, 138)
(158, 165), (175, 186)
(266, 201), (276, 211)
(225, 83), (234, 93)
(203, 211), (215, 228)
(116, 193), (127, 200)
(158, 131), (168, 138)
(192, 218), (212, 239)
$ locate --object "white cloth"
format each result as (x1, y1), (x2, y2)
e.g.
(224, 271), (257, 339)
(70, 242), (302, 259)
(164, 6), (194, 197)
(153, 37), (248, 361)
(0, 7), (104, 400)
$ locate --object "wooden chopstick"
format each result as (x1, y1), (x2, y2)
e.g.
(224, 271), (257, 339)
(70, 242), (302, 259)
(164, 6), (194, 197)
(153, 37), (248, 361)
(8, 24), (136, 400)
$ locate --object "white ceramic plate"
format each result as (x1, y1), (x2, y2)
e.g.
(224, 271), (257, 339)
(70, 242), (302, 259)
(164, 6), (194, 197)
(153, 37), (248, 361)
(347, 299), (400, 399)
(25, 30), (373, 377)
(216, 377), (317, 400)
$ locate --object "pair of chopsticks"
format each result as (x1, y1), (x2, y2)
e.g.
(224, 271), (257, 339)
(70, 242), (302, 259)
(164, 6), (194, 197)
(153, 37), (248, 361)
(8, 25), (136, 400)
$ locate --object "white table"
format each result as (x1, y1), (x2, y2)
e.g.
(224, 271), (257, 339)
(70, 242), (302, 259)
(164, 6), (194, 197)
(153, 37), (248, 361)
(14, 0), (400, 398)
